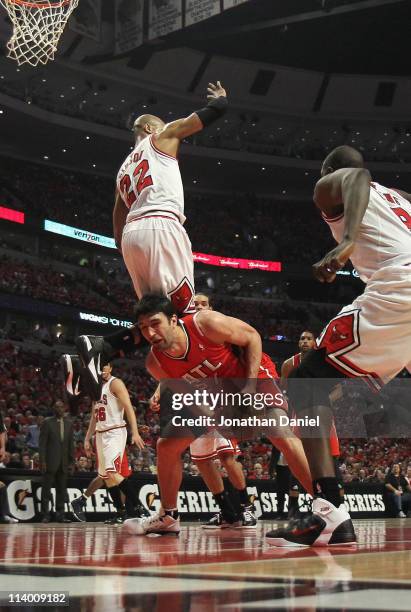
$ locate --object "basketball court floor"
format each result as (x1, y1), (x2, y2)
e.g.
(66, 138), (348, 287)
(0, 519), (409, 611)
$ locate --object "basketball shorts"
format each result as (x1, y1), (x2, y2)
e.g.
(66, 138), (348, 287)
(122, 216), (195, 315)
(190, 431), (240, 461)
(316, 264), (411, 391)
(95, 426), (129, 479)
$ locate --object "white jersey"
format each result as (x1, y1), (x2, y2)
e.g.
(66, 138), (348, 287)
(116, 134), (185, 224)
(322, 181), (411, 283)
(94, 377), (126, 432)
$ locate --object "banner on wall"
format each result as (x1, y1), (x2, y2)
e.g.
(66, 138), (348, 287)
(223, 0), (249, 9)
(69, 0), (102, 41)
(148, 0), (182, 40)
(186, 0), (220, 27)
(114, 0), (144, 55)
(2, 471), (387, 523)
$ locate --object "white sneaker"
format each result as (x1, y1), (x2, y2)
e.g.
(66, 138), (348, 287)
(123, 511), (180, 536)
(398, 511), (407, 518)
(3, 515), (18, 524)
(266, 498), (356, 547)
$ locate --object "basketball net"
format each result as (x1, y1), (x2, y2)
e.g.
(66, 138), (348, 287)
(0, 0), (79, 66)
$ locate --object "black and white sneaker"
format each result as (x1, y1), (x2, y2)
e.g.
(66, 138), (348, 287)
(61, 354), (83, 398)
(75, 335), (105, 401)
(71, 496), (87, 522)
(202, 513), (239, 530)
(266, 498), (357, 547)
(238, 506), (257, 529)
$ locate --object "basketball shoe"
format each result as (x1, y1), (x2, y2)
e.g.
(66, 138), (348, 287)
(123, 510), (180, 536)
(61, 354), (83, 398)
(71, 495), (86, 522)
(202, 506), (257, 530)
(266, 498), (356, 547)
(75, 335), (105, 401)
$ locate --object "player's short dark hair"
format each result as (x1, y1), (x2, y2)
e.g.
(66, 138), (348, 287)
(134, 293), (177, 320)
(323, 145), (364, 171)
(300, 329), (315, 338)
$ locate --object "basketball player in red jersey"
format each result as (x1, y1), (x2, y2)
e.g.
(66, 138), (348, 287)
(123, 294), (312, 536)
(63, 82), (228, 401)
(150, 292), (257, 529)
(267, 145), (411, 547)
(281, 330), (343, 519)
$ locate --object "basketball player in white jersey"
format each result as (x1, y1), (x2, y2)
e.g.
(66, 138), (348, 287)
(267, 145), (411, 546)
(65, 82), (228, 401)
(150, 292), (257, 529)
(73, 363), (145, 523)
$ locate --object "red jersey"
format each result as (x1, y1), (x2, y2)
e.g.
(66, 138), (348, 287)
(152, 313), (279, 383)
(290, 352), (340, 457)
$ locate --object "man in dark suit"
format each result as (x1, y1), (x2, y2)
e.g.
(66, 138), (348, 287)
(39, 400), (74, 523)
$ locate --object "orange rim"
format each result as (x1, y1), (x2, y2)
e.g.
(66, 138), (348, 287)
(5, 0), (71, 7)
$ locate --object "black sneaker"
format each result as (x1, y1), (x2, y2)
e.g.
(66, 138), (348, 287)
(237, 506), (257, 529)
(61, 354), (83, 398)
(202, 513), (241, 530)
(71, 496), (86, 522)
(266, 498), (357, 547)
(105, 511), (127, 525)
(75, 335), (105, 401)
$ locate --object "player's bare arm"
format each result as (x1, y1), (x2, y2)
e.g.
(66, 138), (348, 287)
(110, 378), (145, 449)
(146, 353), (169, 383)
(196, 310), (262, 385)
(280, 357), (294, 391)
(155, 81), (228, 156)
(84, 409), (96, 456)
(313, 167), (371, 283)
(0, 431), (6, 462)
(113, 188), (128, 253)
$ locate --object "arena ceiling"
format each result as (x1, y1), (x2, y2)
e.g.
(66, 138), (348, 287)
(124, 0), (410, 76)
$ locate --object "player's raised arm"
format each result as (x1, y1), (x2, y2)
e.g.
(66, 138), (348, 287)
(110, 378), (145, 449)
(113, 188), (128, 254)
(156, 81), (228, 149)
(313, 167), (371, 283)
(195, 310), (262, 381)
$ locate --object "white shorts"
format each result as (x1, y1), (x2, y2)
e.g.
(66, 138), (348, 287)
(95, 426), (128, 479)
(190, 431), (240, 461)
(122, 216), (195, 315)
(317, 264), (411, 390)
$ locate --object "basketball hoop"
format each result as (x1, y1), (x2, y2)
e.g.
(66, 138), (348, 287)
(0, 0), (79, 66)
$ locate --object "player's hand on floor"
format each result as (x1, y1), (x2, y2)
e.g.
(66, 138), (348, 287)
(207, 81), (226, 99)
(312, 239), (355, 283)
(131, 432), (145, 450)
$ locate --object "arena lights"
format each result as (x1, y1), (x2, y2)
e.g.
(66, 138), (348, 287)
(0, 206), (25, 224)
(43, 219), (283, 272)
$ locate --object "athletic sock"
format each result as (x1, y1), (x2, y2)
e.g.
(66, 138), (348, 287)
(103, 327), (147, 360)
(118, 478), (139, 507)
(108, 486), (125, 512)
(214, 490), (241, 523)
(164, 508), (179, 519)
(288, 495), (299, 517)
(313, 477), (341, 509)
(237, 487), (250, 508)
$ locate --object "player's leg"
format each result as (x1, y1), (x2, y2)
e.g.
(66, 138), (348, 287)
(190, 434), (242, 528)
(71, 476), (104, 522)
(287, 475), (302, 520)
(124, 436), (192, 536)
(219, 450), (257, 528)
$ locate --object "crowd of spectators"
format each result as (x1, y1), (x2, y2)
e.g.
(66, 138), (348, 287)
(1, 342), (409, 488)
(1, 156), (335, 264)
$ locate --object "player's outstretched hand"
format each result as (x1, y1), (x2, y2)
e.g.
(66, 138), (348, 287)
(131, 432), (145, 450)
(207, 81), (227, 99)
(312, 239), (355, 283)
